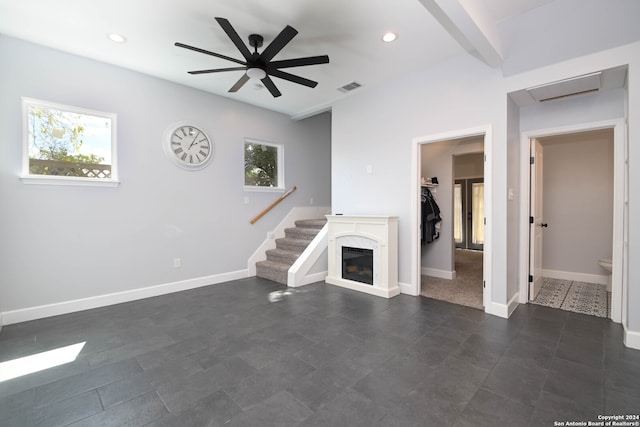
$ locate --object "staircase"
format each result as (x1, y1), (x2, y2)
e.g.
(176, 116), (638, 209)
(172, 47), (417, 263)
(256, 218), (327, 285)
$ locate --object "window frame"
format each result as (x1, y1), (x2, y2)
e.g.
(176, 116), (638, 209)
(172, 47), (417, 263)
(243, 138), (285, 192)
(20, 97), (119, 187)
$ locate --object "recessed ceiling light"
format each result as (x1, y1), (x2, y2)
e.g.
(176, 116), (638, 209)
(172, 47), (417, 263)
(107, 33), (127, 43)
(382, 32), (397, 43)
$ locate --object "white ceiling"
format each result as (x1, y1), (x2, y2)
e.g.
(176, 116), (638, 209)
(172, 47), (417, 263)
(1, 0), (636, 118)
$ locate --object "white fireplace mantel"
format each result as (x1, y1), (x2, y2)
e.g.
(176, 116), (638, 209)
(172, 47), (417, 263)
(325, 215), (400, 298)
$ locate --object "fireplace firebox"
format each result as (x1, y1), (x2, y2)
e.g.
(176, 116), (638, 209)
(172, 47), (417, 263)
(342, 246), (374, 285)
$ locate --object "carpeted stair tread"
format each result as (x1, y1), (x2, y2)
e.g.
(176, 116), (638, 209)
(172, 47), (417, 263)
(295, 219), (327, 229)
(275, 237), (312, 252)
(284, 227), (321, 240)
(265, 248), (300, 265)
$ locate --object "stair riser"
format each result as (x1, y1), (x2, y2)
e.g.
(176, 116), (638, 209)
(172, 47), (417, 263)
(256, 265), (287, 285)
(266, 252), (298, 265)
(276, 240), (309, 252)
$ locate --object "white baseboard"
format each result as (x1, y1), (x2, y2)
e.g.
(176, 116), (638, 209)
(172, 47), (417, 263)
(289, 271), (327, 288)
(484, 292), (520, 319)
(624, 326), (640, 350)
(421, 267), (456, 280)
(399, 281), (418, 296)
(542, 269), (608, 285)
(1, 269), (248, 326)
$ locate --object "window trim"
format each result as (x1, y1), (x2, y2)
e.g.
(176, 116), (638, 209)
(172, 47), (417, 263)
(243, 138), (284, 192)
(20, 97), (119, 187)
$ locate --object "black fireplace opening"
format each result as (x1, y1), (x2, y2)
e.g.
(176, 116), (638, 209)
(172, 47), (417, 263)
(342, 246), (374, 285)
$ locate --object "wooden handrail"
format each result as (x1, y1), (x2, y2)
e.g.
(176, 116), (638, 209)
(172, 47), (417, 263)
(250, 186), (297, 224)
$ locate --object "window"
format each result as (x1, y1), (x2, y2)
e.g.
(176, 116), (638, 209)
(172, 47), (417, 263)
(471, 182), (485, 244)
(22, 97), (118, 186)
(244, 138), (284, 190)
(454, 183), (463, 243)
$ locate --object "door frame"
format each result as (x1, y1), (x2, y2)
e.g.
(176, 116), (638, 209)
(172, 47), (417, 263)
(518, 119), (626, 323)
(528, 140), (544, 301)
(411, 125), (492, 310)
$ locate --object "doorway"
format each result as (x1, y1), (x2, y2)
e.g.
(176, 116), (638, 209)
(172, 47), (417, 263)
(412, 126), (491, 311)
(519, 120), (626, 323)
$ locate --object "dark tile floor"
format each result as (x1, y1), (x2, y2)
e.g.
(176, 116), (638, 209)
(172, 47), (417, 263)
(1, 277), (639, 426)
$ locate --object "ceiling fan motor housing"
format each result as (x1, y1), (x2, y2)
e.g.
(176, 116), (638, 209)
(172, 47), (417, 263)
(248, 34), (264, 49)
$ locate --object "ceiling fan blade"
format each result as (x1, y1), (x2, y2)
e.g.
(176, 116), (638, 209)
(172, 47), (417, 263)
(269, 55), (330, 69)
(229, 74), (250, 92)
(188, 67), (247, 75)
(261, 76), (282, 97)
(259, 25), (298, 63)
(214, 17), (253, 61)
(175, 42), (246, 66)
(268, 69), (318, 88)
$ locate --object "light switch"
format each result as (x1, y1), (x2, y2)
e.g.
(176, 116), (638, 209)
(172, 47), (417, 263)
(366, 164), (373, 174)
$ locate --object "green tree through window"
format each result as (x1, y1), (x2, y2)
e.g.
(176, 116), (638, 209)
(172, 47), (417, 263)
(244, 140), (282, 188)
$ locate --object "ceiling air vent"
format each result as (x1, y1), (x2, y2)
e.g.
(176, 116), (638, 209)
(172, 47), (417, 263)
(338, 82), (362, 93)
(526, 72), (602, 102)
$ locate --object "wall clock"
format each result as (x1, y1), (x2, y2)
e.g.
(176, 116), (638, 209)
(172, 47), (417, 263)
(163, 122), (214, 170)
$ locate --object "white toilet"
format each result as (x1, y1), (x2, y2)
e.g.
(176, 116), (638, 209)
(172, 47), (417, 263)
(598, 259), (612, 292)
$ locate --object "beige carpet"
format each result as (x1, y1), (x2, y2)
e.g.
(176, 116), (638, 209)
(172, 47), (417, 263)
(421, 249), (483, 310)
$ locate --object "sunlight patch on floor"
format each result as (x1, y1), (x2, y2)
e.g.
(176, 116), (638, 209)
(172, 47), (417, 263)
(0, 342), (85, 382)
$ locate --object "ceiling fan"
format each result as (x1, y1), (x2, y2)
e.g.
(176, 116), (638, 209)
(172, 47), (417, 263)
(175, 17), (330, 98)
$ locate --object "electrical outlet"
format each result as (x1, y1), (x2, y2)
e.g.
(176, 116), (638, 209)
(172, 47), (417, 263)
(310, 197), (314, 205)
(244, 197), (250, 205)
(267, 232), (275, 239)
(173, 258), (181, 268)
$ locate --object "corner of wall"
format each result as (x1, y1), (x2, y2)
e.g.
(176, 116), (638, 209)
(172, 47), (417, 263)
(398, 281), (419, 296)
(624, 326), (640, 350)
(484, 291), (520, 319)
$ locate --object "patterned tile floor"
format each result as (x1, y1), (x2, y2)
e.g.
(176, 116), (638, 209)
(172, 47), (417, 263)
(532, 277), (610, 318)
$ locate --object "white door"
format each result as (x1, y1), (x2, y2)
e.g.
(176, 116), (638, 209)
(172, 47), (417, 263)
(529, 139), (545, 301)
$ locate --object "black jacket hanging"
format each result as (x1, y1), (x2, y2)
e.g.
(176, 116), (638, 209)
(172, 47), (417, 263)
(421, 188), (441, 243)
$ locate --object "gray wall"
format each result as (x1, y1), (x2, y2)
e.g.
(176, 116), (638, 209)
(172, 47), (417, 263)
(454, 153), (484, 179)
(0, 36), (331, 313)
(540, 130), (614, 275)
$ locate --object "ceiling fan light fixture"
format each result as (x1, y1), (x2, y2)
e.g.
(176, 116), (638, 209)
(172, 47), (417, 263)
(246, 67), (266, 80)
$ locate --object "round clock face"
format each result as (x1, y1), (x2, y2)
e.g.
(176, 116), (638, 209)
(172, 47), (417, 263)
(164, 123), (214, 170)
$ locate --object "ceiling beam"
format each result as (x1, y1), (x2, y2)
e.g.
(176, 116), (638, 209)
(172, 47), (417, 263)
(418, 0), (503, 68)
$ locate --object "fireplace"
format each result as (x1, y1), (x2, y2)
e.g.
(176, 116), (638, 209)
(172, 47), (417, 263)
(342, 246), (374, 285)
(325, 215), (399, 298)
